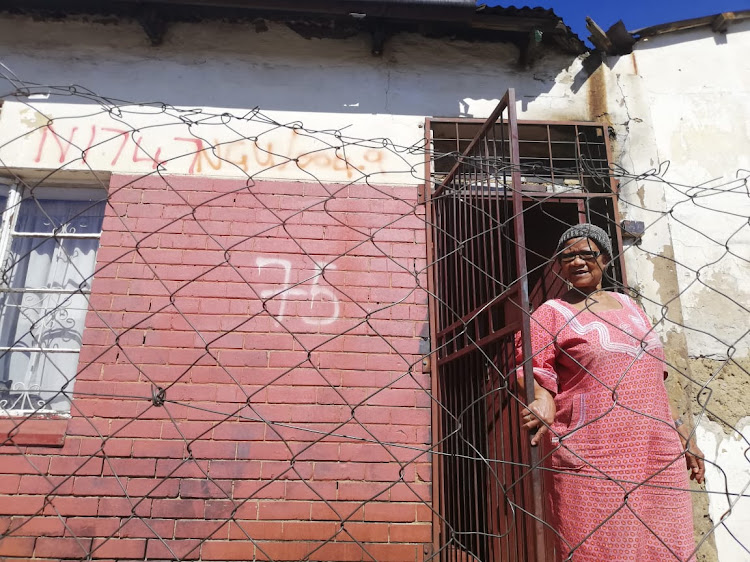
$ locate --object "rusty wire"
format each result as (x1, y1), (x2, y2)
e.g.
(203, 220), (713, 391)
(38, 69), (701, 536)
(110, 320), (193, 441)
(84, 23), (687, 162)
(0, 70), (748, 562)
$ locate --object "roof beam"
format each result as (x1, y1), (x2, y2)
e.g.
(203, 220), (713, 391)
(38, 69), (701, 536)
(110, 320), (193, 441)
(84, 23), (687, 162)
(113, 0), (476, 22)
(585, 17), (612, 53)
(711, 12), (737, 33)
(631, 10), (750, 38)
(472, 14), (564, 33)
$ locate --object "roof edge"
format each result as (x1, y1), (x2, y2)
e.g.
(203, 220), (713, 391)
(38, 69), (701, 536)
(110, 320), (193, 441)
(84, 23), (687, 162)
(629, 9), (750, 38)
(587, 10), (750, 56)
(0, 0), (588, 56)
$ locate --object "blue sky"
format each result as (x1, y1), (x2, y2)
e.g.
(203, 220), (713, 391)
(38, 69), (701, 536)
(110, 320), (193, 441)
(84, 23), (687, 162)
(483, 0), (749, 44)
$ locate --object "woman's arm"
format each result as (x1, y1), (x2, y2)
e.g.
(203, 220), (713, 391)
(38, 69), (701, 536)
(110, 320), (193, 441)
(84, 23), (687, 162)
(670, 401), (706, 484)
(632, 294), (707, 485)
(515, 304), (559, 446)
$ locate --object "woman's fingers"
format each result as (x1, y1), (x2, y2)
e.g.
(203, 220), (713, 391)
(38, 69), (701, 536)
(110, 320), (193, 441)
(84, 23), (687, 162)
(524, 418), (540, 430)
(530, 423), (548, 446)
(521, 408), (533, 425)
(695, 455), (705, 484)
(685, 453), (701, 484)
(521, 402), (552, 442)
(521, 391), (556, 446)
(686, 448), (706, 484)
(521, 407), (541, 430)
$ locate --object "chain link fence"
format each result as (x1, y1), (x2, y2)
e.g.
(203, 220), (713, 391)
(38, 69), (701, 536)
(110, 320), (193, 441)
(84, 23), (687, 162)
(0, 70), (748, 561)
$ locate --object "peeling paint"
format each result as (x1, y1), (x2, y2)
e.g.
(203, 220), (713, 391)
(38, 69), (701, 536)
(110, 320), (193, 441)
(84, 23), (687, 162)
(645, 244), (684, 321)
(636, 184), (646, 210)
(586, 63), (610, 123)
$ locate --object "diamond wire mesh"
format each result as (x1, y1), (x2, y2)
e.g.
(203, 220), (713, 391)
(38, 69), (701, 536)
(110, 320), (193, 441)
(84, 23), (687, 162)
(0, 73), (747, 562)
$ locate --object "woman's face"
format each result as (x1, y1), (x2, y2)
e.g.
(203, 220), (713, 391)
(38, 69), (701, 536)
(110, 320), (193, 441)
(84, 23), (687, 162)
(559, 237), (609, 291)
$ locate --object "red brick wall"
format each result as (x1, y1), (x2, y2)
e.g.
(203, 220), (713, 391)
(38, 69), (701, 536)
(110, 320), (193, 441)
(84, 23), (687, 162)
(0, 175), (432, 561)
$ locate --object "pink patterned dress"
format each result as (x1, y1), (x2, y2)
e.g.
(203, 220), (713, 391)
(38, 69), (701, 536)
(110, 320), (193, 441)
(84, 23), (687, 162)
(521, 293), (694, 561)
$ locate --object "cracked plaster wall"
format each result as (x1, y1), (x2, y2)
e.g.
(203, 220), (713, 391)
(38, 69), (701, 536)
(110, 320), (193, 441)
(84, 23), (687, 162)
(606, 22), (750, 562)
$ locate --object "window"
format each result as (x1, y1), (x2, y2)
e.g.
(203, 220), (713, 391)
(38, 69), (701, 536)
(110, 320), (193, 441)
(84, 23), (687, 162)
(430, 120), (614, 193)
(0, 183), (106, 415)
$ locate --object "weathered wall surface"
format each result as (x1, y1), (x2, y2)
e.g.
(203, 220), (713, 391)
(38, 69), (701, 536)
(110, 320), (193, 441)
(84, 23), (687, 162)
(0, 14), (595, 189)
(627, 21), (750, 359)
(607, 21), (750, 562)
(0, 15), (589, 122)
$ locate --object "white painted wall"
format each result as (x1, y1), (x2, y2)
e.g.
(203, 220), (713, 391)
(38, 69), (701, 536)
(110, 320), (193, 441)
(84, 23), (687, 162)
(0, 101), (426, 185)
(609, 22), (750, 562)
(698, 418), (750, 562)
(0, 15), (596, 185)
(621, 21), (750, 359)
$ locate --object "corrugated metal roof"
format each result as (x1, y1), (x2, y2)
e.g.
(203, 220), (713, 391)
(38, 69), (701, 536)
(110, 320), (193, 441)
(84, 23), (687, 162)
(476, 4), (558, 18)
(474, 4), (585, 53)
(0, 0), (586, 54)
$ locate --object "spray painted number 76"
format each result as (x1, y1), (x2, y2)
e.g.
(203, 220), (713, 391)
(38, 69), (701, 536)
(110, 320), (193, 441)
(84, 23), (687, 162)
(256, 257), (340, 325)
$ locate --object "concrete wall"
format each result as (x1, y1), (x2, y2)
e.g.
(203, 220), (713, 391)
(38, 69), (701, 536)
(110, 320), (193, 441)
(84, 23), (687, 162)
(0, 15), (592, 122)
(607, 21), (750, 562)
(626, 21), (750, 359)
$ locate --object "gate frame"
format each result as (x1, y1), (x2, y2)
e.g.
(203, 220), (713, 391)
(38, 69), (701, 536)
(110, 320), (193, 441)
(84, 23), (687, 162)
(424, 89), (627, 561)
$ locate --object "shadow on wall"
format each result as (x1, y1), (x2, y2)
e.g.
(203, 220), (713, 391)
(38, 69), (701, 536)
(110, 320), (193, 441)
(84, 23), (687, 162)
(0, 16), (588, 118)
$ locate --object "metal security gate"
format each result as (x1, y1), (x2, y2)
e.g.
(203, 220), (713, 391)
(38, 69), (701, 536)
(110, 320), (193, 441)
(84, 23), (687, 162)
(425, 90), (548, 562)
(425, 90), (625, 561)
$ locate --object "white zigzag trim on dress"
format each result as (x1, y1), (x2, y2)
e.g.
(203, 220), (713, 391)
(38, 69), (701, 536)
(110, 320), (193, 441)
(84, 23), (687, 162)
(546, 295), (660, 360)
(614, 293), (664, 352)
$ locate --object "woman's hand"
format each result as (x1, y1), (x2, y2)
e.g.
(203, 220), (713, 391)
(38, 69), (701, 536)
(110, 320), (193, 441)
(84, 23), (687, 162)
(682, 436), (706, 484)
(521, 383), (556, 446)
(674, 422), (705, 484)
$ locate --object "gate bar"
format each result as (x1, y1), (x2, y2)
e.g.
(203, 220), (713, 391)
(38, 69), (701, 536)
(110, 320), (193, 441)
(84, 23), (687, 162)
(435, 90), (512, 198)
(506, 88), (548, 562)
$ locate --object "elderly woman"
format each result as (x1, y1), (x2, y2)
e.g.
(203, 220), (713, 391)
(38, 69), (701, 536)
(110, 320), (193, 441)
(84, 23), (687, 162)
(517, 223), (704, 561)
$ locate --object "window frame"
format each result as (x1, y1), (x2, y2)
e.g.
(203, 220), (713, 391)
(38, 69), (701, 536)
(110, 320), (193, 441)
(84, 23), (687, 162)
(428, 117), (618, 194)
(0, 180), (106, 426)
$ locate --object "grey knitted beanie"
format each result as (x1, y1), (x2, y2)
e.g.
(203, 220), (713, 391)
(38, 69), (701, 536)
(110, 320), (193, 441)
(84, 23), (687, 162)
(557, 223), (613, 260)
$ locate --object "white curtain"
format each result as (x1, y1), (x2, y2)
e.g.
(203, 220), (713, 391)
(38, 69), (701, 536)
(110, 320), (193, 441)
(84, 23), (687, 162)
(0, 194), (7, 231)
(0, 195), (105, 412)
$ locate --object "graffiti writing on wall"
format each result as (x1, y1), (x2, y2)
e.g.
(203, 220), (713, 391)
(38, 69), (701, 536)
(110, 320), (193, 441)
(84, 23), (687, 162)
(256, 257), (339, 325)
(31, 124), (385, 179)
